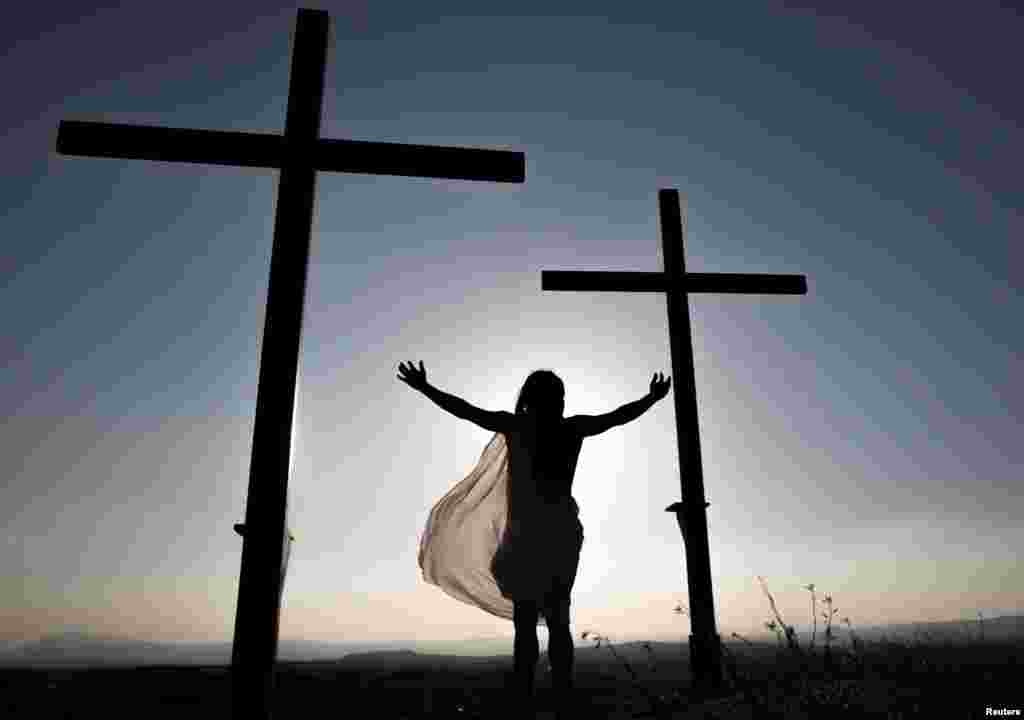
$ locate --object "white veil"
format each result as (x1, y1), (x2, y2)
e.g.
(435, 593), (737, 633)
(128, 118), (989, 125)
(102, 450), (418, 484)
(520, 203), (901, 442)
(418, 431), (547, 627)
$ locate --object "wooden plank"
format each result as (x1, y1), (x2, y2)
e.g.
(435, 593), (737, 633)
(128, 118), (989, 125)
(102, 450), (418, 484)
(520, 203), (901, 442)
(55, 123), (525, 182)
(541, 270), (807, 294)
(315, 136), (525, 182)
(56, 121), (284, 168)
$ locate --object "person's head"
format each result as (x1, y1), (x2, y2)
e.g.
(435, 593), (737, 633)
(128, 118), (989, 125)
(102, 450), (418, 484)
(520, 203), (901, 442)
(515, 369), (565, 420)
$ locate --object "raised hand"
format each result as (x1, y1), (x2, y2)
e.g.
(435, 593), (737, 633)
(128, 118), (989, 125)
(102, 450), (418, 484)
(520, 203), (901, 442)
(397, 360), (429, 392)
(649, 372), (671, 401)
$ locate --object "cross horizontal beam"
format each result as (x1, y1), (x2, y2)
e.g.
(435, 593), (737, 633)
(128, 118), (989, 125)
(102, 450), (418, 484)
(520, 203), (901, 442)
(541, 270), (807, 294)
(55, 120), (526, 183)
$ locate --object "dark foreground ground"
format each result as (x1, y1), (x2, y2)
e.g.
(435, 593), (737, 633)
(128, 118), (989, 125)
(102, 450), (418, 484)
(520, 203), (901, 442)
(2, 639), (1020, 718)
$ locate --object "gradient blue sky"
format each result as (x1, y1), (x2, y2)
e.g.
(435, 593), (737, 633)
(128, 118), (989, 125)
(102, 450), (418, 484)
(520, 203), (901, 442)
(3, 1), (1020, 649)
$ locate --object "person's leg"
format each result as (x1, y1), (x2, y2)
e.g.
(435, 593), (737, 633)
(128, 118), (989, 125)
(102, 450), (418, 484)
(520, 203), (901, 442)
(542, 584), (574, 717)
(513, 600), (540, 709)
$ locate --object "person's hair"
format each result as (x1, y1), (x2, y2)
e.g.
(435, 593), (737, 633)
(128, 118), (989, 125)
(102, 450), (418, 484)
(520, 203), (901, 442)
(514, 369), (564, 416)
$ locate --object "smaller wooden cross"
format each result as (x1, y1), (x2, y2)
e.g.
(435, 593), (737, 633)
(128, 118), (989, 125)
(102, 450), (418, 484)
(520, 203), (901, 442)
(542, 189), (807, 693)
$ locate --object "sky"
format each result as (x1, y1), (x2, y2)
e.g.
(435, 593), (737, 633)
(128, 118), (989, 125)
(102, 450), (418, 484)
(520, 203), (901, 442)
(3, 1), (1020, 652)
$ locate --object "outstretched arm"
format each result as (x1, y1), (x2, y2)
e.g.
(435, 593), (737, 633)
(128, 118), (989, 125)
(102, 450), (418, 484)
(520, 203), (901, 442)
(571, 372), (671, 438)
(397, 360), (513, 433)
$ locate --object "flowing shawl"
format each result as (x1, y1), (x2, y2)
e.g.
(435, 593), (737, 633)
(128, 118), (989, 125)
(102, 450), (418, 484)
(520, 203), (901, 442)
(418, 431), (583, 626)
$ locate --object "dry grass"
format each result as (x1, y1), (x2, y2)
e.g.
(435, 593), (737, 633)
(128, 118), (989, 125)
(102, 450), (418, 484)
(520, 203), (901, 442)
(575, 577), (1019, 718)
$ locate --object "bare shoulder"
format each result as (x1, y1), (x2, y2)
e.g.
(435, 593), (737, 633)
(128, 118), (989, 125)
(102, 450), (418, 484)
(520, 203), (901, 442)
(487, 410), (517, 434)
(496, 410), (517, 427)
(565, 415), (588, 437)
(565, 412), (617, 438)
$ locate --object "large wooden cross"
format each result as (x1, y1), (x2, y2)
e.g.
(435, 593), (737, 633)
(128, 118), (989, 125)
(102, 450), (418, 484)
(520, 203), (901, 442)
(54, 9), (524, 719)
(542, 189), (806, 694)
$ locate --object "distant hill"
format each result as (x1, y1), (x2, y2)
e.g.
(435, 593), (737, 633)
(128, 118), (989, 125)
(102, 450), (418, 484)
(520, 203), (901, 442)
(620, 616), (1016, 646)
(410, 636), (514, 657)
(0, 633), (410, 669)
(2, 616), (1020, 668)
(821, 614), (1024, 644)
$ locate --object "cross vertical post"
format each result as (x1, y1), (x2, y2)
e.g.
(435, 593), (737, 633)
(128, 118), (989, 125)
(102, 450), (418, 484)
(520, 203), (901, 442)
(658, 189), (721, 692)
(541, 188), (807, 696)
(229, 10), (327, 719)
(53, 7), (524, 718)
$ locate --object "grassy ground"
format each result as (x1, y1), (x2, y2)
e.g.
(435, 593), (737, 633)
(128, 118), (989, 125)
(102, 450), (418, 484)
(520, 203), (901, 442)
(1, 637), (1018, 718)
(2, 584), (1020, 718)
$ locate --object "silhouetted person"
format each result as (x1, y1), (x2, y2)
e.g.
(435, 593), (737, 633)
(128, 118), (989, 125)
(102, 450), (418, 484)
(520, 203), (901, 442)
(398, 361), (670, 718)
